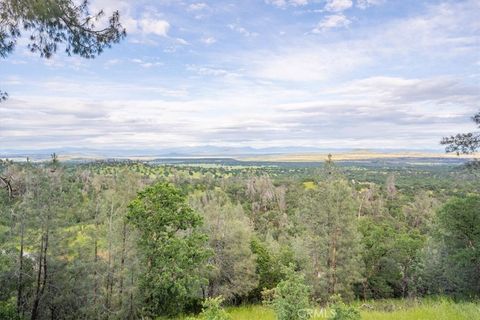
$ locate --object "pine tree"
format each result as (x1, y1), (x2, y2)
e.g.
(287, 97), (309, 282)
(297, 179), (363, 301)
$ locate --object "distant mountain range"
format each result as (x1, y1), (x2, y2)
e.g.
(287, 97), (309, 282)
(1, 146), (473, 162)
(0, 146), (479, 162)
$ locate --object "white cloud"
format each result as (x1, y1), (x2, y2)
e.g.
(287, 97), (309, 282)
(290, 0), (309, 6)
(91, 1), (172, 39)
(201, 36), (217, 45)
(187, 65), (241, 78)
(325, 0), (353, 12)
(7, 59), (27, 65)
(312, 14), (351, 32)
(228, 24), (259, 37)
(122, 16), (140, 34)
(120, 15), (170, 38)
(250, 43), (370, 81)
(188, 2), (207, 11)
(3, 74), (476, 151)
(104, 59), (121, 67)
(356, 0), (384, 9)
(2, 76), (22, 85)
(4, 0), (479, 151)
(247, 1), (479, 82)
(265, 0), (287, 8)
(130, 58), (163, 68)
(175, 38), (189, 45)
(317, 76), (479, 109)
(90, 2), (172, 39)
(372, 1), (480, 58)
(138, 18), (170, 37)
(265, 0), (309, 8)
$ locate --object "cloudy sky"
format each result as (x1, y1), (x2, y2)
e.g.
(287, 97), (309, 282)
(1, 0), (479, 153)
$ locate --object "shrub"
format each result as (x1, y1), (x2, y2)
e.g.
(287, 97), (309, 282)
(198, 296), (231, 320)
(329, 303), (360, 320)
(0, 300), (21, 320)
(264, 265), (311, 320)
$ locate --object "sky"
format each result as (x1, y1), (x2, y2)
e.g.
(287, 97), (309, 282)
(1, 0), (479, 153)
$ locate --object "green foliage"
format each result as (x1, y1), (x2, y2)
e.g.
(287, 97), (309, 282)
(248, 238), (284, 301)
(127, 182), (211, 317)
(358, 186), (432, 300)
(359, 218), (426, 298)
(264, 266), (311, 320)
(359, 217), (399, 298)
(0, 299), (20, 320)
(402, 191), (438, 233)
(0, 0), (126, 103)
(1, 160), (479, 319)
(297, 179), (363, 302)
(190, 190), (258, 301)
(433, 195), (480, 297)
(197, 296), (231, 320)
(0, 0), (125, 59)
(329, 296), (361, 320)
(442, 111), (480, 155)
(0, 90), (7, 101)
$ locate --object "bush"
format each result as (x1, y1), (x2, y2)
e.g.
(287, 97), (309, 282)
(0, 300), (21, 320)
(328, 295), (360, 320)
(197, 296), (231, 320)
(264, 265), (311, 320)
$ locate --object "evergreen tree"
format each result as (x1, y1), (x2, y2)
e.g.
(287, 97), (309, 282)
(433, 195), (480, 297)
(0, 0), (126, 100)
(127, 182), (211, 317)
(297, 179), (363, 301)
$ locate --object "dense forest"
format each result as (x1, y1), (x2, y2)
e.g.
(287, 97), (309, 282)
(0, 158), (478, 319)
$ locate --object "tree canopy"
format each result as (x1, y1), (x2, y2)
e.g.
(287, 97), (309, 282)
(127, 182), (211, 317)
(441, 112), (480, 155)
(0, 0), (126, 100)
(434, 195), (480, 296)
(1, 155), (479, 318)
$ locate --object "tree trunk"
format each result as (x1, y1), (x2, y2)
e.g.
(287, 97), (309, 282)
(129, 271), (134, 320)
(41, 232), (48, 294)
(362, 279), (368, 301)
(93, 203), (99, 311)
(17, 217), (24, 316)
(119, 221), (127, 309)
(329, 228), (339, 295)
(358, 192), (367, 218)
(105, 200), (114, 318)
(31, 234), (45, 320)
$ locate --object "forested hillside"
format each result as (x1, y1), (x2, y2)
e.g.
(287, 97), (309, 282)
(0, 159), (478, 319)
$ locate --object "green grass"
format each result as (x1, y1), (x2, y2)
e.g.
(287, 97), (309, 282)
(185, 298), (480, 320)
(226, 305), (275, 320)
(358, 298), (480, 320)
